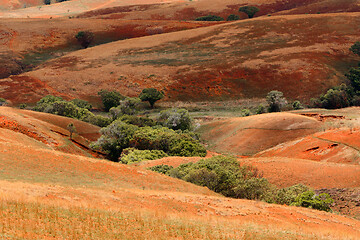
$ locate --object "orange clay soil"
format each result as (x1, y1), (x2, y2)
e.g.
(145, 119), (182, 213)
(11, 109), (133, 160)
(199, 112), (322, 156)
(0, 0), (187, 17)
(256, 128), (360, 164)
(4, 12), (360, 104)
(0, 106), (101, 156)
(3, 0), (360, 18)
(0, 139), (360, 239)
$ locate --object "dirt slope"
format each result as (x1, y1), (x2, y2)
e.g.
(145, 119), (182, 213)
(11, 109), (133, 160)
(4, 13), (360, 104)
(199, 112), (321, 156)
(0, 106), (100, 156)
(256, 129), (360, 164)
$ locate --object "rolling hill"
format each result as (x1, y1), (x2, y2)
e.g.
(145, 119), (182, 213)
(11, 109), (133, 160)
(2, 12), (360, 105)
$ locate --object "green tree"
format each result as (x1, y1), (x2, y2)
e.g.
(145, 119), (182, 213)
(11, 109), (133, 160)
(75, 31), (94, 49)
(139, 88), (164, 108)
(67, 123), (77, 139)
(91, 120), (139, 161)
(266, 90), (287, 112)
(239, 6), (260, 18)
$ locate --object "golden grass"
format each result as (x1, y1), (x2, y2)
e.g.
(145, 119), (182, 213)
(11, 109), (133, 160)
(0, 198), (334, 240)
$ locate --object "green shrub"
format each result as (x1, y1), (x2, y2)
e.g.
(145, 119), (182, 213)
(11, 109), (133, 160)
(239, 6), (260, 18)
(195, 15), (224, 21)
(34, 95), (63, 112)
(117, 115), (155, 127)
(233, 178), (274, 201)
(0, 98), (7, 106)
(71, 99), (92, 110)
(169, 138), (207, 157)
(75, 31), (94, 49)
(148, 164), (174, 174)
(274, 184), (310, 205)
(292, 100), (303, 110)
(119, 148), (168, 164)
(241, 109), (251, 117)
(98, 90), (124, 112)
(291, 191), (334, 212)
(84, 114), (112, 127)
(158, 108), (192, 131)
(256, 104), (266, 114)
(168, 156), (265, 198)
(18, 103), (27, 109)
(227, 14), (240, 21)
(350, 41), (360, 56)
(44, 0), (51, 4)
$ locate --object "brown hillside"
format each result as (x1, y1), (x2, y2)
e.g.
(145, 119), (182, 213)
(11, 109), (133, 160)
(78, 0), (360, 20)
(3, 13), (360, 104)
(0, 18), (216, 83)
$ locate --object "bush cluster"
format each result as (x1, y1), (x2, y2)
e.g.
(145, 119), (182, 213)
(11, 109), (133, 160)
(195, 15), (224, 21)
(33, 95), (111, 127)
(310, 84), (354, 109)
(149, 156), (333, 212)
(91, 120), (206, 161)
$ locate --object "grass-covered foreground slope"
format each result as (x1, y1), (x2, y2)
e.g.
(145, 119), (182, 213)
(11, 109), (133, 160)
(0, 108), (359, 239)
(6, 12), (360, 104)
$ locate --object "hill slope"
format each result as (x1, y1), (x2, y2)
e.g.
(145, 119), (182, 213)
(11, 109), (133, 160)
(1, 118), (360, 239)
(3, 13), (360, 104)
